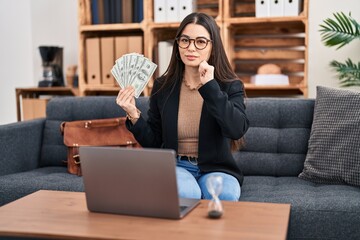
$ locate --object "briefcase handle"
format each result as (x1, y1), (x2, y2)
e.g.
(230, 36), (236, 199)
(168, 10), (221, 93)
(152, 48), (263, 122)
(83, 118), (123, 129)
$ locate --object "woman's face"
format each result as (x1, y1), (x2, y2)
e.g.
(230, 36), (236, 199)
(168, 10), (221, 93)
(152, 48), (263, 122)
(177, 23), (212, 68)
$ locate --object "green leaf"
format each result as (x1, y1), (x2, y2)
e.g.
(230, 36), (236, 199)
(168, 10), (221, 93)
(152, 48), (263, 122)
(319, 12), (360, 50)
(330, 59), (360, 87)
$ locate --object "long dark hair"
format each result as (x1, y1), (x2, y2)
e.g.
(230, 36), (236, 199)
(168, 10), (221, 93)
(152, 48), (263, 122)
(156, 12), (245, 151)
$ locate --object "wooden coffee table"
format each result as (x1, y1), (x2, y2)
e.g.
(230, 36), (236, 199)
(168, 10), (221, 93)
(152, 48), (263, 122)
(0, 190), (290, 240)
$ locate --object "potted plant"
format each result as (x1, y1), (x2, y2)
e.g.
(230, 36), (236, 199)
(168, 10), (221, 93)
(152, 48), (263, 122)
(319, 12), (360, 87)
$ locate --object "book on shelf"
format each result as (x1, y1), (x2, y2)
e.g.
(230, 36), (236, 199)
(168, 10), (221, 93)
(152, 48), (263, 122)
(122, 0), (132, 23)
(98, 0), (105, 23)
(113, 0), (122, 24)
(103, 0), (111, 23)
(250, 74), (289, 85)
(133, 0), (144, 23)
(91, 0), (99, 24)
(91, 0), (143, 24)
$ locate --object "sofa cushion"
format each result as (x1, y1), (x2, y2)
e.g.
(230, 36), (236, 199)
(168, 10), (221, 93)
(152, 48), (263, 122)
(241, 176), (360, 240)
(0, 167), (84, 206)
(299, 86), (360, 186)
(234, 98), (314, 176)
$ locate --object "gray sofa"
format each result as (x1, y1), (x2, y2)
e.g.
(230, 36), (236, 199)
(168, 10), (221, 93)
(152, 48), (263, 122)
(1, 96), (359, 240)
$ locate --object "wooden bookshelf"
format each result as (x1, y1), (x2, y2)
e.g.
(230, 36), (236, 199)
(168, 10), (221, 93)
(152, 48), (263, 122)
(222, 0), (308, 97)
(15, 87), (79, 121)
(77, 0), (308, 97)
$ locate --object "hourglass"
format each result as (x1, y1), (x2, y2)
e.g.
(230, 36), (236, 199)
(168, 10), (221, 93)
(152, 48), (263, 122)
(206, 175), (223, 219)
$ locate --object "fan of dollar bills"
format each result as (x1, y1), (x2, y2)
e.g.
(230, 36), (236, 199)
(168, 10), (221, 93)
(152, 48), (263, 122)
(111, 53), (157, 98)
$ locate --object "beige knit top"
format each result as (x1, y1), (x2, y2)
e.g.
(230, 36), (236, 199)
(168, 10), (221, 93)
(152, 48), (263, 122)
(177, 80), (203, 158)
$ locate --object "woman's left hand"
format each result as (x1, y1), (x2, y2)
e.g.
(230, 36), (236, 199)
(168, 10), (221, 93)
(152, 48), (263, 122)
(199, 60), (214, 85)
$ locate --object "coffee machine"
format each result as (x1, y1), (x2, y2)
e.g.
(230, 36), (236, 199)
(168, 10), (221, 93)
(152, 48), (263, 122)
(38, 46), (64, 87)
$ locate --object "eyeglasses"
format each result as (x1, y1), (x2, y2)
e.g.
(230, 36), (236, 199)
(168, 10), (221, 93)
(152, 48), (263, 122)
(176, 36), (212, 50)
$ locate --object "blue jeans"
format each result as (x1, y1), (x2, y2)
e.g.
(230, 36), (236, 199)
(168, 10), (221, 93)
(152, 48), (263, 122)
(176, 157), (241, 201)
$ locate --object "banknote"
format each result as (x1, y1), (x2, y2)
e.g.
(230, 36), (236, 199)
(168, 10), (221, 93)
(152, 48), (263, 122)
(130, 59), (157, 97)
(127, 53), (142, 86)
(115, 57), (125, 84)
(111, 53), (157, 98)
(111, 67), (123, 88)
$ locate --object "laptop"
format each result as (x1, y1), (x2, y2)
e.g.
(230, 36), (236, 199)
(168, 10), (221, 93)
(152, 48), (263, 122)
(79, 146), (200, 219)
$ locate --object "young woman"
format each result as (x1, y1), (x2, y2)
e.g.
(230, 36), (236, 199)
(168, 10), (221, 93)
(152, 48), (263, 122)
(116, 12), (249, 201)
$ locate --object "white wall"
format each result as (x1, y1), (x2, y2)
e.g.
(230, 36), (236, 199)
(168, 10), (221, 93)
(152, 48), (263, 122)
(0, 0), (33, 124)
(0, 0), (78, 125)
(30, 0), (78, 83)
(308, 0), (360, 97)
(0, 0), (359, 124)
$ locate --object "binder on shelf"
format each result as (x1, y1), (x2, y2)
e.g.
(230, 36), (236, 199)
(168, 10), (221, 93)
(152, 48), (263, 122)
(250, 74), (289, 85)
(158, 41), (173, 76)
(115, 36), (143, 57)
(114, 36), (143, 86)
(269, 0), (284, 17)
(166, 0), (179, 22)
(128, 36), (143, 54)
(114, 37), (128, 86)
(115, 37), (128, 59)
(284, 0), (302, 16)
(86, 38), (102, 85)
(114, 0), (122, 23)
(178, 0), (196, 22)
(103, 0), (111, 23)
(100, 37), (115, 85)
(154, 0), (166, 23)
(122, 0), (133, 23)
(98, 0), (105, 24)
(91, 0), (99, 24)
(133, 0), (144, 22)
(255, 0), (270, 18)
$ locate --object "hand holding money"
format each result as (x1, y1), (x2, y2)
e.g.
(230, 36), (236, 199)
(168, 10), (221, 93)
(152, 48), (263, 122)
(111, 53), (157, 98)
(116, 86), (139, 120)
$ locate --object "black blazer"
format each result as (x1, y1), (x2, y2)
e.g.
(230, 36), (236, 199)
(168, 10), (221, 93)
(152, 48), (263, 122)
(128, 78), (249, 185)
